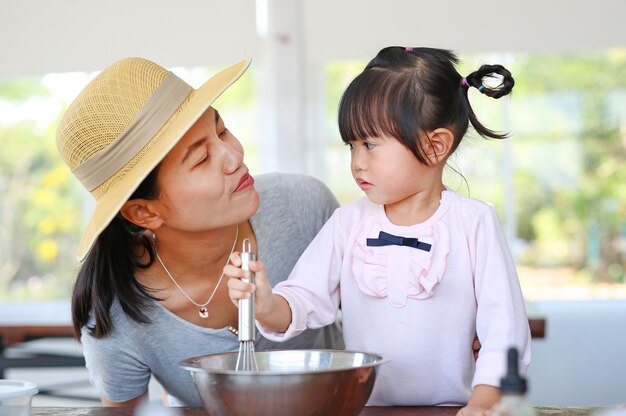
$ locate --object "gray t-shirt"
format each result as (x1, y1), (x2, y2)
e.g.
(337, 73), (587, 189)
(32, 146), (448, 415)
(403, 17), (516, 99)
(81, 173), (344, 406)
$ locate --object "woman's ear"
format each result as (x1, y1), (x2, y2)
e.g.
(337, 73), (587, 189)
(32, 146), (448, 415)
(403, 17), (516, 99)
(424, 128), (455, 165)
(120, 199), (163, 230)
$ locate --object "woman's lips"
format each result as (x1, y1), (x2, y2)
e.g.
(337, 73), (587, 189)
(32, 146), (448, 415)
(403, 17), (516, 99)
(235, 173), (255, 192)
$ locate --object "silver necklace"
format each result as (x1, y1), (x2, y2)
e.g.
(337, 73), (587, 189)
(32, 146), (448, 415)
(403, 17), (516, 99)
(152, 225), (239, 319)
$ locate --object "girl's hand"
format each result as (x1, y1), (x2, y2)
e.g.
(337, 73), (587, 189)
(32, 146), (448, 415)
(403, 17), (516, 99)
(457, 385), (499, 416)
(225, 252), (275, 318)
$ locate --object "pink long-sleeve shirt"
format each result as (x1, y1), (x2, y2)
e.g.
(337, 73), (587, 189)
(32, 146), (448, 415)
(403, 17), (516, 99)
(259, 189), (531, 406)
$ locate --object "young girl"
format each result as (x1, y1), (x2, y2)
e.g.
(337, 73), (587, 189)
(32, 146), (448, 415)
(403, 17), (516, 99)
(227, 46), (531, 415)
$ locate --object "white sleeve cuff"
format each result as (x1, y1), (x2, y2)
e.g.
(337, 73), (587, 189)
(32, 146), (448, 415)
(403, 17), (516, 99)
(256, 289), (308, 342)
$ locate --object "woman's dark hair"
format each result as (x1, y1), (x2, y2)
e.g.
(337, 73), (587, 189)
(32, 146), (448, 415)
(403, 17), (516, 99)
(338, 46), (515, 165)
(72, 166), (161, 339)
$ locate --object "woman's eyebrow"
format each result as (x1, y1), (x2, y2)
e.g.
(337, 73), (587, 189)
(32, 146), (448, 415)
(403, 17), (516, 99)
(181, 138), (207, 164)
(181, 110), (222, 164)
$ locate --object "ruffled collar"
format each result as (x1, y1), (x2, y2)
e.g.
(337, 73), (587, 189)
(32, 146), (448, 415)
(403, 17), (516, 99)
(350, 190), (453, 307)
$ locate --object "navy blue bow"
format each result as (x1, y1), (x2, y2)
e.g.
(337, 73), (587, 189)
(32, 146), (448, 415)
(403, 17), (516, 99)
(366, 231), (432, 252)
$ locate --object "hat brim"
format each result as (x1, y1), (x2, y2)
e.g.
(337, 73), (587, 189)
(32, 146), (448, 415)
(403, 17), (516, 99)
(76, 59), (251, 261)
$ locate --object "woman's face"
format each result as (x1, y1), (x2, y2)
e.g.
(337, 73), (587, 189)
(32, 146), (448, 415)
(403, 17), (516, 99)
(153, 107), (259, 233)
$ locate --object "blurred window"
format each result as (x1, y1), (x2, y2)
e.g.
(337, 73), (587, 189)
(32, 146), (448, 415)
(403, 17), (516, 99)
(322, 48), (626, 300)
(2, 49), (625, 302)
(0, 66), (258, 301)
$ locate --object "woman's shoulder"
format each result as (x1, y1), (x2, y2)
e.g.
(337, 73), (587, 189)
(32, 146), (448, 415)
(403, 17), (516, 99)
(255, 173), (334, 200)
(82, 298), (167, 343)
(255, 173), (339, 220)
(251, 173), (339, 257)
(81, 299), (137, 350)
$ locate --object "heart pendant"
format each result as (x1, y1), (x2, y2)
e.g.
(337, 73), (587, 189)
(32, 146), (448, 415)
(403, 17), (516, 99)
(199, 307), (209, 318)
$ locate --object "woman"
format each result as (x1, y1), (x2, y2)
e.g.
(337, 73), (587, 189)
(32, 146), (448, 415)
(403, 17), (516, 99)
(55, 57), (343, 407)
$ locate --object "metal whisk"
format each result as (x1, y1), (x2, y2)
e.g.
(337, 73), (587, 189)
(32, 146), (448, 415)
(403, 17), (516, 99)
(235, 239), (259, 371)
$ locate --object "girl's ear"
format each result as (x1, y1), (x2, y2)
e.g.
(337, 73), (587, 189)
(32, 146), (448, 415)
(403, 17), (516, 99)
(424, 128), (455, 165)
(119, 199), (164, 230)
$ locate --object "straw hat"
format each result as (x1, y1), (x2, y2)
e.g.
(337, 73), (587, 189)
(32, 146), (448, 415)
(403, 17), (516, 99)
(56, 57), (250, 261)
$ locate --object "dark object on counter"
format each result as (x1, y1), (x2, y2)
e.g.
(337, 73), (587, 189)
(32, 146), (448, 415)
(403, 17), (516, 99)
(492, 346), (534, 416)
(500, 346), (528, 394)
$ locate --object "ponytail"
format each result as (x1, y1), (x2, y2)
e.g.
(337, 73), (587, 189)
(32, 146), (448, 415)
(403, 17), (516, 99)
(461, 64), (515, 139)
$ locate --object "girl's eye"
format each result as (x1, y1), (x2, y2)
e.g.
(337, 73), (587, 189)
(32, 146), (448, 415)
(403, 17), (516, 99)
(364, 142), (375, 150)
(218, 129), (228, 138)
(346, 142), (354, 150)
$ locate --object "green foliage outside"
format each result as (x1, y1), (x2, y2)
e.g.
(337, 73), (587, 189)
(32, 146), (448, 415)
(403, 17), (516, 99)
(511, 49), (626, 283)
(0, 50), (624, 301)
(0, 81), (83, 300)
(0, 67), (258, 301)
(324, 48), (626, 287)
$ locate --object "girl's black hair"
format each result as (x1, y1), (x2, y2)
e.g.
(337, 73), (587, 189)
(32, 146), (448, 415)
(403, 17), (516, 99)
(338, 46), (515, 165)
(71, 166), (162, 339)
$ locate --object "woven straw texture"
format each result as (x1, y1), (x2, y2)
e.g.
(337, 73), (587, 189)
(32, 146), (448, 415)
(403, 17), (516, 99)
(56, 57), (250, 260)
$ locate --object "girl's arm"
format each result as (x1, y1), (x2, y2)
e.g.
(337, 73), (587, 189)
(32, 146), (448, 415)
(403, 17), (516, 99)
(256, 293), (292, 332)
(227, 208), (345, 337)
(457, 384), (501, 416)
(226, 255), (292, 332)
(472, 205), (531, 386)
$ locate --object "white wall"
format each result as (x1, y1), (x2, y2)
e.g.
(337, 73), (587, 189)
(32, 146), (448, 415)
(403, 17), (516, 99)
(0, 0), (260, 77)
(1, 0), (625, 78)
(302, 0), (626, 61)
(528, 301), (626, 406)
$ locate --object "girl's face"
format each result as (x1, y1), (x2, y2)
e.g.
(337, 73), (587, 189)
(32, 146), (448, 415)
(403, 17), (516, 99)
(153, 107), (259, 233)
(349, 136), (434, 206)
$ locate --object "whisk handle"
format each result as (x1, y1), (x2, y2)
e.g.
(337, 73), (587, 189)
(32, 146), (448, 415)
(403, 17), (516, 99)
(238, 250), (256, 341)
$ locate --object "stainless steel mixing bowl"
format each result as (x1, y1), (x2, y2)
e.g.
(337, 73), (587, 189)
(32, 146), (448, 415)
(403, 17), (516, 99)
(180, 349), (385, 416)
